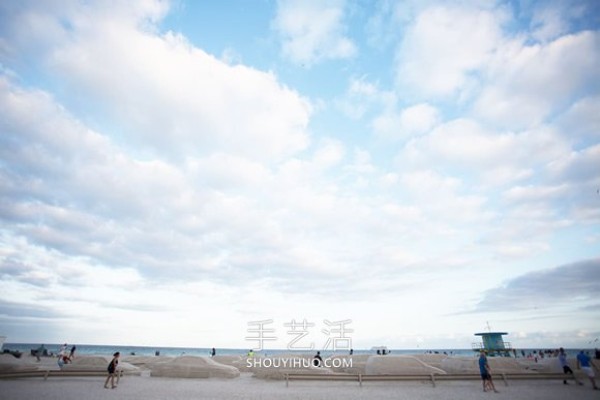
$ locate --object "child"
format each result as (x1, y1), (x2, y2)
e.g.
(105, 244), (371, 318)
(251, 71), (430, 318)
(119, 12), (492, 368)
(104, 352), (120, 389)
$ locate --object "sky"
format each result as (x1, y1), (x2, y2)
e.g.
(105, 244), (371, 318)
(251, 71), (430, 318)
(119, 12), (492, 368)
(0, 0), (599, 351)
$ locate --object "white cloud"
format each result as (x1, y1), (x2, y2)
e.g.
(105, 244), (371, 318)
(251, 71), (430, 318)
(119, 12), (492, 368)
(373, 103), (440, 140)
(400, 119), (570, 185)
(530, 4), (568, 42)
(337, 79), (441, 142)
(394, 4), (506, 98)
(556, 96), (600, 143)
(59, 31), (312, 161)
(545, 144), (600, 224)
(2, 1), (312, 163)
(335, 77), (391, 119)
(312, 138), (345, 169)
(474, 31), (600, 129)
(0, 74), (448, 300)
(547, 144), (600, 184)
(502, 184), (569, 203)
(272, 0), (357, 65)
(1, 0), (599, 349)
(529, 1), (588, 43)
(398, 169), (489, 224)
(185, 153), (272, 191)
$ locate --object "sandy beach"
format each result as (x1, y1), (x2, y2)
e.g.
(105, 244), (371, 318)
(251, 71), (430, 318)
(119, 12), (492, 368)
(1, 373), (600, 400)
(2, 352), (600, 400)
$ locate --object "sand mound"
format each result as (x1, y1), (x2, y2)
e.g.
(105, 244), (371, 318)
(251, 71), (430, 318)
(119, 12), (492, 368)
(230, 357), (255, 372)
(251, 363), (334, 380)
(514, 358), (558, 373)
(243, 355), (339, 380)
(230, 355), (299, 372)
(61, 356), (140, 373)
(211, 355), (242, 367)
(490, 357), (540, 374)
(489, 357), (539, 373)
(0, 354), (39, 372)
(121, 355), (173, 369)
(150, 356), (239, 379)
(365, 356), (447, 375)
(439, 357), (478, 374)
(440, 356), (537, 374)
(252, 366), (334, 380)
(413, 354), (449, 369)
(328, 355), (369, 374)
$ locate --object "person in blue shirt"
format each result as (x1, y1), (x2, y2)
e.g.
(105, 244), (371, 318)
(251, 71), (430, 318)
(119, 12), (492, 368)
(577, 350), (598, 390)
(478, 351), (499, 393)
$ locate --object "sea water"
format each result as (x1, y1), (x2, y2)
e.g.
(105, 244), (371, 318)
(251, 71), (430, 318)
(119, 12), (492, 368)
(2, 343), (585, 358)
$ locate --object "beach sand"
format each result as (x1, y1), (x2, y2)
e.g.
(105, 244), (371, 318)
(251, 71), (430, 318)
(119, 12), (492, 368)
(2, 354), (599, 399)
(1, 373), (599, 400)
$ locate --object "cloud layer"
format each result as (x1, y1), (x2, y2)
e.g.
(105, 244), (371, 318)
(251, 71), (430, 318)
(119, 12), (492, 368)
(0, 0), (598, 348)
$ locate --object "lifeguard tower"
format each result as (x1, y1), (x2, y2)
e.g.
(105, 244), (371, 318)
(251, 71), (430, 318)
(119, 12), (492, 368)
(472, 331), (512, 357)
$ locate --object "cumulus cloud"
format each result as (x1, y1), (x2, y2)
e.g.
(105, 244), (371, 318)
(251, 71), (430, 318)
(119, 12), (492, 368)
(542, 144), (600, 224)
(0, 0), (598, 348)
(528, 0), (589, 43)
(546, 144), (600, 184)
(399, 119), (570, 184)
(373, 103), (440, 140)
(272, 0), (357, 65)
(474, 31), (600, 129)
(1, 1), (312, 163)
(0, 73), (435, 296)
(394, 4), (506, 98)
(335, 77), (393, 120)
(393, 110), (597, 259)
(555, 96), (600, 144)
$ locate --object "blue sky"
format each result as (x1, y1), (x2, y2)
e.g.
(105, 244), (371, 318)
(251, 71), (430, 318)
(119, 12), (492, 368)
(0, 0), (599, 350)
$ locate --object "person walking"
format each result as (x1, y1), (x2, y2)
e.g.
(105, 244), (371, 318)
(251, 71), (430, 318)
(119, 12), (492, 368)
(313, 351), (323, 367)
(69, 345), (77, 359)
(558, 348), (581, 385)
(104, 352), (120, 389)
(479, 351), (499, 393)
(577, 350), (599, 390)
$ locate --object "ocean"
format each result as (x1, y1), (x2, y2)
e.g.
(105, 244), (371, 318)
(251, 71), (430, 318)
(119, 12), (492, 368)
(3, 343), (476, 357)
(3, 343), (586, 358)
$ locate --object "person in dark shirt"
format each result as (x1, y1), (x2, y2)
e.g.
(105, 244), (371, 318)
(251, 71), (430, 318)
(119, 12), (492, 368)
(104, 352), (120, 389)
(313, 351), (323, 367)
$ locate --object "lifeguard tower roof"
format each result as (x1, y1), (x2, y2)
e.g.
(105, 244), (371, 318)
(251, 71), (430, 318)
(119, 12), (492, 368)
(474, 332), (508, 336)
